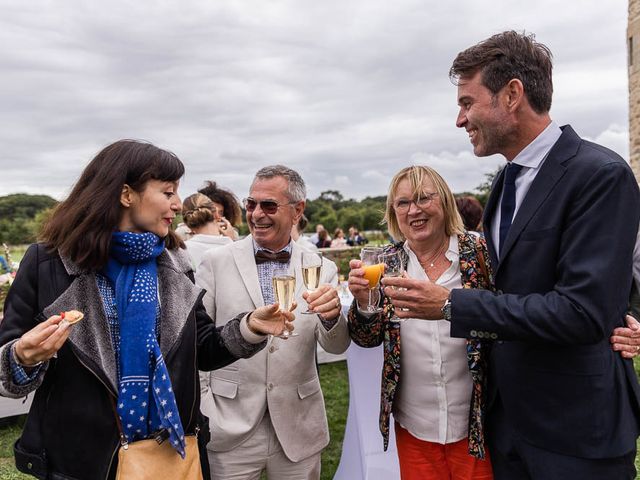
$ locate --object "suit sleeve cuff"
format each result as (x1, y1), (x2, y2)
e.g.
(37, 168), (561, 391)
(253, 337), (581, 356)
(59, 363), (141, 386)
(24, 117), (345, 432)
(240, 314), (268, 344)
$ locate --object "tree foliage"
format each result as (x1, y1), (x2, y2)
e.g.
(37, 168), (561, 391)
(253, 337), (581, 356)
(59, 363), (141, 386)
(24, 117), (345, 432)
(0, 194), (57, 244)
(304, 191), (386, 234)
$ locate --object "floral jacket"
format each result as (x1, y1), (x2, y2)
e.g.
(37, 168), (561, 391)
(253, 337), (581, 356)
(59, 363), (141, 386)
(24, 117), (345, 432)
(347, 232), (494, 459)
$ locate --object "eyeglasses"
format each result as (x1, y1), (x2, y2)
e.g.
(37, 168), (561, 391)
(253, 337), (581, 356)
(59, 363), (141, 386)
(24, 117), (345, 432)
(243, 197), (296, 214)
(393, 192), (439, 213)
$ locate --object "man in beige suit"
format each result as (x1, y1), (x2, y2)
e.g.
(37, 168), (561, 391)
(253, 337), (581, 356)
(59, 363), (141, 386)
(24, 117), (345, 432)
(196, 165), (350, 479)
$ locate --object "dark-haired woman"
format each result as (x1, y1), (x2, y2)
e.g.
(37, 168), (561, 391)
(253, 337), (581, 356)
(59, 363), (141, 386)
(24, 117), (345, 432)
(198, 181), (243, 241)
(0, 140), (293, 480)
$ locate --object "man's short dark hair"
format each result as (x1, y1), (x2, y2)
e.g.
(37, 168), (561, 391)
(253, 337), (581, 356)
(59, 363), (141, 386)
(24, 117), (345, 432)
(449, 30), (553, 114)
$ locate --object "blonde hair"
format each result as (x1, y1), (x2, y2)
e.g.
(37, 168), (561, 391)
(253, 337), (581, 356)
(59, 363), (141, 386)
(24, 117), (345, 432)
(385, 165), (464, 242)
(182, 193), (217, 230)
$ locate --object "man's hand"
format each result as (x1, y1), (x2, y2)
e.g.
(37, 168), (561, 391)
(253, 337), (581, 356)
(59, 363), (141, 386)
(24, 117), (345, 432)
(382, 276), (450, 320)
(303, 284), (341, 320)
(611, 314), (640, 359)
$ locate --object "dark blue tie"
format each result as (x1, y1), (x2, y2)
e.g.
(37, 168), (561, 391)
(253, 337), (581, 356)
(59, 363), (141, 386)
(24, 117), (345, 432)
(499, 162), (523, 252)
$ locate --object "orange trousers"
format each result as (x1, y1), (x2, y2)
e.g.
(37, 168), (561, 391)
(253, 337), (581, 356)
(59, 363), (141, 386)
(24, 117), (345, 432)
(395, 422), (493, 480)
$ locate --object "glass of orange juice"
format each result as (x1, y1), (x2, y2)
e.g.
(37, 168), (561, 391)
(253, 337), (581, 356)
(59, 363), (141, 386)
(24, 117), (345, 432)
(360, 246), (384, 312)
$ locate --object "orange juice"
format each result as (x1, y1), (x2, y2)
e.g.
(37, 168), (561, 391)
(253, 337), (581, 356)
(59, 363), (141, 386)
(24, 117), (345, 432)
(363, 263), (384, 289)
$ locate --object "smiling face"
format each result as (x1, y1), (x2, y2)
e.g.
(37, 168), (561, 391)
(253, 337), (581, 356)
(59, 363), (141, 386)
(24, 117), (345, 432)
(455, 71), (516, 159)
(393, 177), (446, 249)
(118, 179), (182, 238)
(247, 176), (304, 251)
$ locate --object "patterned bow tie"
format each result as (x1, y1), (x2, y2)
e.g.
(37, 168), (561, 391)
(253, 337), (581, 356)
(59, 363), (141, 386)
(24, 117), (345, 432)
(255, 249), (291, 264)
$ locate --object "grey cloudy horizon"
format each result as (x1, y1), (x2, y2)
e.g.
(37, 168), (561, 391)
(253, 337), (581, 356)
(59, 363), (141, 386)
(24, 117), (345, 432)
(0, 0), (630, 202)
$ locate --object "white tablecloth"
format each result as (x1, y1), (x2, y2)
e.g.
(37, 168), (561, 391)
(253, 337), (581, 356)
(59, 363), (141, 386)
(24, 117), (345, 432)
(333, 298), (400, 480)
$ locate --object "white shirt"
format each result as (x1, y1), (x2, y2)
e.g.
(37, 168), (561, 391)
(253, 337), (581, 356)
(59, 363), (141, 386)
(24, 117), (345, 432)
(491, 121), (563, 255)
(185, 234), (233, 271)
(392, 235), (473, 444)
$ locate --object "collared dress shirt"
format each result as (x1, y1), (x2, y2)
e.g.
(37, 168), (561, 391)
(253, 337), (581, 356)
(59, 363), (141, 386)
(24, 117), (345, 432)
(491, 121), (563, 255)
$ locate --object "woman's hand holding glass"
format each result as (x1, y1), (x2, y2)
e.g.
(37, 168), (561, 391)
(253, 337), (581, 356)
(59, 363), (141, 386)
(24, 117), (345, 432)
(14, 314), (73, 366)
(353, 246), (384, 313)
(248, 303), (296, 337)
(348, 259), (379, 312)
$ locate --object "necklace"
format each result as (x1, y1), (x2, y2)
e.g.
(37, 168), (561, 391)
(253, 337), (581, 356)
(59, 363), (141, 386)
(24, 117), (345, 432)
(419, 238), (448, 270)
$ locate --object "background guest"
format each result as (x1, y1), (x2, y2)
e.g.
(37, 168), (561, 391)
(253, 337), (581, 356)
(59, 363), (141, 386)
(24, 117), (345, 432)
(331, 228), (347, 248)
(183, 192), (236, 270)
(316, 228), (332, 248)
(347, 226), (368, 246)
(455, 195), (484, 232)
(291, 214), (319, 252)
(310, 223), (329, 245)
(198, 181), (243, 240)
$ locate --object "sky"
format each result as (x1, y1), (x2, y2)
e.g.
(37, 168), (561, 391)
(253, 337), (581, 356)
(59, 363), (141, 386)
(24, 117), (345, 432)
(0, 0), (630, 201)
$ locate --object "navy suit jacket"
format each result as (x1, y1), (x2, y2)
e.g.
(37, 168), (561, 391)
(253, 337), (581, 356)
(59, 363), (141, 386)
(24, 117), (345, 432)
(450, 125), (640, 459)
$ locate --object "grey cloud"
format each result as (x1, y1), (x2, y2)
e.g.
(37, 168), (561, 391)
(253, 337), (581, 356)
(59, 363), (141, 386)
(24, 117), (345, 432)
(0, 0), (630, 202)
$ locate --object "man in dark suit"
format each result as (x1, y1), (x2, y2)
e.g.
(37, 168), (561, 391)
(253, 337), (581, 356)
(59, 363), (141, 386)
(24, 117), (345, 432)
(384, 31), (640, 478)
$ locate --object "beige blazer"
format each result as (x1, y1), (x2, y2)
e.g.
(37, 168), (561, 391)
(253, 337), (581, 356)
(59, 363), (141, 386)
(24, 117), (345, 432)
(195, 236), (350, 462)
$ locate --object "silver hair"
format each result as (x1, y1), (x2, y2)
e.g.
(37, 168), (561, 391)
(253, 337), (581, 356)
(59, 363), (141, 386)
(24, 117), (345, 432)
(252, 165), (306, 202)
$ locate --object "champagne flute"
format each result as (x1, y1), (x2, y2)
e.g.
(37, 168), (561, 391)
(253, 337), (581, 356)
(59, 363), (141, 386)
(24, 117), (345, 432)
(272, 267), (298, 338)
(301, 251), (323, 313)
(359, 246), (384, 313)
(378, 250), (405, 322)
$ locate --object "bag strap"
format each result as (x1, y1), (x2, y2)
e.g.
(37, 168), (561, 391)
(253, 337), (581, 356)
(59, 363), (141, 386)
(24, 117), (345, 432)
(109, 395), (129, 448)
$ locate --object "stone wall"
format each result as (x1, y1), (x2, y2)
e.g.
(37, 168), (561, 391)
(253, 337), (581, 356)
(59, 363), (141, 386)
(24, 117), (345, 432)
(629, 0), (640, 182)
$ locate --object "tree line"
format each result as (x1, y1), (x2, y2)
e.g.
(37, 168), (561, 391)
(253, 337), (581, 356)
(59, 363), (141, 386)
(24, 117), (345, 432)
(0, 169), (496, 245)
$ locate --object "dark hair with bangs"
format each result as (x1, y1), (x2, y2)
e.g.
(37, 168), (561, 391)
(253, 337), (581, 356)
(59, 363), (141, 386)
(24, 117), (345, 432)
(40, 139), (185, 271)
(449, 30), (553, 114)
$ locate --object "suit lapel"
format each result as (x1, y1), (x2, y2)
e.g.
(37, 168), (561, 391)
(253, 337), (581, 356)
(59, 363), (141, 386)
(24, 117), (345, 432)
(483, 166), (505, 268)
(232, 236), (265, 308)
(496, 127), (578, 270)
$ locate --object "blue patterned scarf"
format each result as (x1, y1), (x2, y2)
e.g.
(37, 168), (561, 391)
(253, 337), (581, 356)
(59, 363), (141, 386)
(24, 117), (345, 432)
(103, 231), (186, 457)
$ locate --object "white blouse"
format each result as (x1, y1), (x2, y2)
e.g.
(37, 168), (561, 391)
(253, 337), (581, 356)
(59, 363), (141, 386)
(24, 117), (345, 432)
(392, 235), (473, 444)
(185, 234), (233, 271)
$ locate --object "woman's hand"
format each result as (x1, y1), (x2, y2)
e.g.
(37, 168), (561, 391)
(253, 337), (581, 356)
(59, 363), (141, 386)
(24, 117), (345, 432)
(218, 217), (238, 240)
(611, 314), (640, 359)
(347, 259), (370, 309)
(248, 303), (296, 336)
(303, 284), (342, 320)
(14, 314), (73, 366)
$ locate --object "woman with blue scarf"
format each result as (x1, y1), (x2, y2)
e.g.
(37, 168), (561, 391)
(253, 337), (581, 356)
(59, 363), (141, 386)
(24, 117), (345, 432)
(0, 140), (292, 480)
